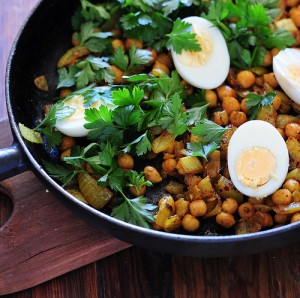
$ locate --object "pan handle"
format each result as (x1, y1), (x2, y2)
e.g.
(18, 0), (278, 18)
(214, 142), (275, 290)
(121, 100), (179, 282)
(0, 142), (28, 181)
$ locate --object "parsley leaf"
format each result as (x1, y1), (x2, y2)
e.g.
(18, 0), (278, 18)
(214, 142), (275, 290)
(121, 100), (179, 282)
(191, 119), (228, 145)
(122, 131), (152, 156)
(185, 142), (219, 161)
(112, 86), (144, 108)
(42, 160), (81, 187)
(57, 66), (78, 89)
(111, 188), (157, 228)
(126, 170), (152, 190)
(166, 18), (201, 54)
(246, 92), (276, 120)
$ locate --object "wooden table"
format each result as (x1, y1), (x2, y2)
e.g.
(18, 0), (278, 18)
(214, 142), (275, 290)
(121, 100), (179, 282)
(1, 1), (300, 297)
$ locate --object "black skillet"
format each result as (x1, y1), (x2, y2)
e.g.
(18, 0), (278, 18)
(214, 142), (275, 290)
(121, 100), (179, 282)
(1, 0), (300, 257)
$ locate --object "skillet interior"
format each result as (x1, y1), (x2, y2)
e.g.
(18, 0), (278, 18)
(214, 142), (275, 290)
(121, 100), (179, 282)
(5, 0), (300, 257)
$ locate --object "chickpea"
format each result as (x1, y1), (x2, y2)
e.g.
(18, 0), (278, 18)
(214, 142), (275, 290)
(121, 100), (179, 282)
(109, 65), (124, 84)
(286, 0), (300, 7)
(129, 185), (147, 197)
(229, 111), (247, 127)
(263, 51), (273, 67)
(212, 110), (229, 126)
(61, 148), (71, 160)
(271, 189), (292, 205)
(274, 213), (289, 224)
(236, 70), (256, 89)
(86, 163), (95, 175)
(152, 61), (170, 76)
(285, 123), (300, 140)
(189, 199), (207, 217)
(240, 98), (249, 114)
(259, 212), (273, 228)
(263, 73), (279, 88)
(277, 128), (286, 139)
(216, 212), (236, 228)
(205, 89), (218, 107)
(125, 38), (143, 50)
(181, 80), (194, 96)
(271, 48), (280, 57)
(144, 166), (162, 183)
(60, 89), (72, 98)
(222, 198), (239, 214)
(117, 153), (134, 170)
(162, 158), (177, 173)
(182, 214), (200, 232)
(222, 96), (240, 115)
(283, 179), (300, 192)
(146, 48), (157, 66)
(272, 95), (282, 110)
(216, 85), (236, 101)
(290, 6), (300, 27)
(156, 52), (173, 68)
(291, 212), (300, 223)
(60, 136), (76, 151)
(112, 39), (125, 51)
(238, 202), (255, 219)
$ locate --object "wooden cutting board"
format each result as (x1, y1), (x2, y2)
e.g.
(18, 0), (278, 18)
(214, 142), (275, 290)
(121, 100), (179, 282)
(0, 119), (131, 295)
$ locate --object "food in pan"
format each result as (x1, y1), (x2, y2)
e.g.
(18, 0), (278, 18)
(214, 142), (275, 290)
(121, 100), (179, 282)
(20, 0), (300, 235)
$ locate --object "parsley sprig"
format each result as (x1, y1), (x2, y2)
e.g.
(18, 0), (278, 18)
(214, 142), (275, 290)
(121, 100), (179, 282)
(202, 0), (295, 68)
(111, 187), (157, 229)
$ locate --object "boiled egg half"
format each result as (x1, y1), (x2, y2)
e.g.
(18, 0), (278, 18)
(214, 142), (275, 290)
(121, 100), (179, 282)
(171, 16), (230, 89)
(55, 87), (113, 137)
(227, 120), (289, 199)
(273, 48), (300, 105)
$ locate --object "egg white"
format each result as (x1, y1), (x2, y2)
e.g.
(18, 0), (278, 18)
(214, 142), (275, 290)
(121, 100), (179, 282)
(171, 16), (230, 89)
(55, 87), (113, 137)
(227, 120), (289, 198)
(273, 48), (300, 105)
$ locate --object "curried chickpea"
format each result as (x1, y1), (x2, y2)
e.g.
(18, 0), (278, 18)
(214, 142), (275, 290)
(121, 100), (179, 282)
(212, 110), (229, 126)
(222, 96), (240, 115)
(285, 123), (300, 140)
(60, 136), (76, 151)
(205, 89), (218, 107)
(291, 212), (300, 223)
(222, 198), (239, 214)
(60, 89), (72, 98)
(274, 213), (289, 224)
(290, 5), (300, 27)
(162, 158), (177, 173)
(236, 70), (256, 89)
(156, 52), (173, 68)
(109, 65), (124, 84)
(144, 166), (162, 183)
(152, 61), (170, 76)
(229, 111), (247, 127)
(283, 179), (300, 192)
(112, 39), (125, 51)
(216, 85), (236, 101)
(263, 51), (273, 67)
(263, 72), (279, 88)
(129, 185), (147, 197)
(61, 148), (71, 160)
(238, 202), (255, 219)
(277, 128), (286, 139)
(240, 97), (249, 114)
(189, 199), (207, 217)
(216, 212), (236, 228)
(286, 0), (300, 7)
(117, 153), (134, 170)
(259, 212), (273, 228)
(182, 214), (200, 232)
(125, 38), (143, 50)
(271, 189), (292, 205)
(271, 47), (280, 57)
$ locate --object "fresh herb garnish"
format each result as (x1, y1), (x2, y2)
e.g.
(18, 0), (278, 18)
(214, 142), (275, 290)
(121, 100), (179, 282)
(111, 187), (157, 229)
(246, 92), (276, 120)
(166, 18), (201, 54)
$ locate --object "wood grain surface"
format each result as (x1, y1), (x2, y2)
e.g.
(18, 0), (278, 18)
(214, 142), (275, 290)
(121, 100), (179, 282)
(1, 1), (300, 298)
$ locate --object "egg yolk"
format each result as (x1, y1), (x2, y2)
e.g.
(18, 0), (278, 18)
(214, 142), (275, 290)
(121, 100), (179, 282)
(235, 146), (277, 188)
(177, 25), (213, 67)
(287, 64), (300, 86)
